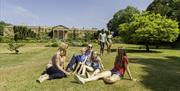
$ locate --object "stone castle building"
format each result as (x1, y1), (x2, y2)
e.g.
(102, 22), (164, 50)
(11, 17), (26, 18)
(2, 25), (98, 39)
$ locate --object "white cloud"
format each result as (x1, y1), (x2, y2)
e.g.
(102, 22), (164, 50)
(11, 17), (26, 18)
(14, 6), (38, 19)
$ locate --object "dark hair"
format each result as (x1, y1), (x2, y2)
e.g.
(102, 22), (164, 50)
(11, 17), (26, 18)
(114, 48), (127, 67)
(101, 29), (104, 32)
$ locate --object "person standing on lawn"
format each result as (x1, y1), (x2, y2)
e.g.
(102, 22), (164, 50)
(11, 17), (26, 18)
(98, 29), (107, 56)
(106, 31), (113, 54)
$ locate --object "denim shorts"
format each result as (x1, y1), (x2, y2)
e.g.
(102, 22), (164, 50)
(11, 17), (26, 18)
(111, 69), (122, 78)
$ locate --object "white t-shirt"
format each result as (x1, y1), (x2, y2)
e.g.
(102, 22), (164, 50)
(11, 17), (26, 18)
(99, 33), (107, 43)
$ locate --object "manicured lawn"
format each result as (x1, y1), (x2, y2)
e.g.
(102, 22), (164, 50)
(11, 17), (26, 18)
(0, 43), (179, 91)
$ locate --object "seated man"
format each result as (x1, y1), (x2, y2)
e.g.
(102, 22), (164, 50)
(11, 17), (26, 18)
(81, 51), (104, 77)
(74, 48), (136, 84)
(66, 44), (93, 72)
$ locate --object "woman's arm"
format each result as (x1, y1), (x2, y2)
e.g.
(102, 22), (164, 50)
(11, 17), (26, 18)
(125, 64), (133, 80)
(98, 57), (105, 70)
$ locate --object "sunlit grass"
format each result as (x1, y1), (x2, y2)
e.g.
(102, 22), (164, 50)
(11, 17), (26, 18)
(0, 43), (179, 91)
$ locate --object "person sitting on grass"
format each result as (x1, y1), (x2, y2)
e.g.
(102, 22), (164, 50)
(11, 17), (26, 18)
(81, 51), (105, 77)
(74, 47), (136, 84)
(37, 42), (69, 83)
(66, 44), (93, 72)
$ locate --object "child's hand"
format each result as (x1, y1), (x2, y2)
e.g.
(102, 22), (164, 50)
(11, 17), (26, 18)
(65, 72), (71, 76)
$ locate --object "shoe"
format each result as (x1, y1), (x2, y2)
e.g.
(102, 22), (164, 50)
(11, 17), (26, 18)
(36, 79), (42, 83)
(74, 74), (85, 84)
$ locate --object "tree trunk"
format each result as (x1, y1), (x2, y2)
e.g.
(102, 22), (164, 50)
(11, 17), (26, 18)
(156, 45), (159, 49)
(146, 44), (150, 52)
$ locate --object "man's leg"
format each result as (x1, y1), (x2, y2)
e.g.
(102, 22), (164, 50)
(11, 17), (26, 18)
(101, 42), (105, 55)
(100, 42), (104, 55)
(75, 71), (111, 84)
(66, 54), (79, 71)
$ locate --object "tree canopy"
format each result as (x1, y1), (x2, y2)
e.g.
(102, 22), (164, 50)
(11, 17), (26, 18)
(147, 0), (180, 24)
(107, 6), (140, 36)
(147, 0), (180, 47)
(13, 26), (37, 41)
(119, 12), (179, 51)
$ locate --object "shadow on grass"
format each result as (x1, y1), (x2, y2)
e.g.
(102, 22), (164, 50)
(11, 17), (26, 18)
(110, 48), (162, 53)
(128, 46), (180, 50)
(0, 53), (22, 55)
(129, 56), (180, 91)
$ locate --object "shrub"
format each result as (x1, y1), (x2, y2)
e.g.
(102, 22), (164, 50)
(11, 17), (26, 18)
(112, 37), (123, 43)
(51, 42), (59, 47)
(8, 40), (25, 54)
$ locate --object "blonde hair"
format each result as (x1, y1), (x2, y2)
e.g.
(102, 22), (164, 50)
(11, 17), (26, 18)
(59, 42), (68, 50)
(80, 47), (86, 52)
(58, 42), (68, 56)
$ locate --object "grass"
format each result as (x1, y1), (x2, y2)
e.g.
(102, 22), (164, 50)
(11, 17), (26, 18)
(0, 43), (180, 91)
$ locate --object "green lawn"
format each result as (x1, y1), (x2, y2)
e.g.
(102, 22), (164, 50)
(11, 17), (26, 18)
(0, 43), (179, 91)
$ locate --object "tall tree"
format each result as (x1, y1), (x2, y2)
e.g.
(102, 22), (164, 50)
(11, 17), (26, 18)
(13, 26), (37, 41)
(147, 0), (180, 47)
(107, 6), (140, 36)
(119, 12), (179, 51)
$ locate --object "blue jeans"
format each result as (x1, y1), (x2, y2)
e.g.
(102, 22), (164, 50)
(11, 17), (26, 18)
(66, 54), (82, 71)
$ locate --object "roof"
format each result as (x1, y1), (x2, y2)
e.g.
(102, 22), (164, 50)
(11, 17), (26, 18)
(52, 25), (69, 30)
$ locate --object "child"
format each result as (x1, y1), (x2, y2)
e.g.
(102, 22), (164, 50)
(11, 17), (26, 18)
(75, 47), (135, 84)
(82, 51), (104, 77)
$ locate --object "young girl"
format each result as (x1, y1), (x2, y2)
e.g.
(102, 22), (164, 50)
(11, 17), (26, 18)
(37, 42), (69, 83)
(81, 51), (104, 77)
(75, 47), (135, 84)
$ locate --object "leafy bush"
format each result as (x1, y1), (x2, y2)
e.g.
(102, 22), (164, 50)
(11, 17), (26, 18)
(0, 36), (12, 43)
(112, 37), (123, 43)
(71, 41), (82, 47)
(8, 40), (25, 54)
(45, 39), (61, 47)
(51, 42), (59, 47)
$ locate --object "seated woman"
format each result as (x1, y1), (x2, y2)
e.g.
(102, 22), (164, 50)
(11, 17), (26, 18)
(81, 51), (104, 77)
(66, 44), (93, 72)
(37, 42), (69, 83)
(74, 48), (135, 84)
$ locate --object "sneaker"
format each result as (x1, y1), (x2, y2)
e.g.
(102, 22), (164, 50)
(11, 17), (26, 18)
(36, 78), (42, 83)
(74, 74), (85, 84)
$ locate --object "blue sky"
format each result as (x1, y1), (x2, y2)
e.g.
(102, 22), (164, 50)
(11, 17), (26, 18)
(0, 0), (153, 29)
